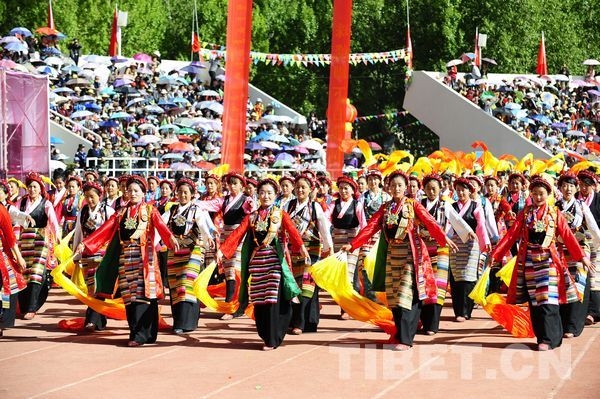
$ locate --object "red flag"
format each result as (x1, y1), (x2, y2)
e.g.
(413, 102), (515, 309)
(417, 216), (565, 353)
(47, 0), (55, 30)
(536, 32), (548, 76)
(405, 24), (413, 69)
(474, 27), (481, 67)
(108, 7), (119, 57)
(191, 33), (201, 53)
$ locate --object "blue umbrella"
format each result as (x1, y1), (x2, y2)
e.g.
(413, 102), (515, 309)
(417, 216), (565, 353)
(5, 41), (27, 53)
(84, 103), (102, 112)
(50, 136), (64, 145)
(532, 114), (551, 125)
(61, 65), (81, 74)
(245, 143), (265, 151)
(551, 122), (568, 130)
(245, 163), (261, 172)
(545, 137), (559, 145)
(275, 152), (295, 163)
(250, 131), (273, 142)
(504, 103), (521, 110)
(110, 111), (133, 119)
(99, 120), (119, 128)
(99, 87), (116, 96)
(41, 47), (61, 56)
(9, 27), (32, 37)
(180, 62), (206, 74)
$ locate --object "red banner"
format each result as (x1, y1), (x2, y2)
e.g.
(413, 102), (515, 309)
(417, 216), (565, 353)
(326, 0), (353, 178)
(221, 0), (253, 174)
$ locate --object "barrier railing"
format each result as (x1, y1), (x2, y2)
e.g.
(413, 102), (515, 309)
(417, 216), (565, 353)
(50, 109), (104, 145)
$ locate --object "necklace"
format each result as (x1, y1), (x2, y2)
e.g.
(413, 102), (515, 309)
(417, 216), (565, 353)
(385, 198), (404, 225)
(255, 207), (270, 232)
(124, 205), (140, 230)
(526, 204), (548, 233)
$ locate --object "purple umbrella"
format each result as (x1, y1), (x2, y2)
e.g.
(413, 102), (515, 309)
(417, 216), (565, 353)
(275, 152), (295, 163)
(245, 143), (265, 151)
(588, 89), (600, 97)
(132, 53), (153, 63)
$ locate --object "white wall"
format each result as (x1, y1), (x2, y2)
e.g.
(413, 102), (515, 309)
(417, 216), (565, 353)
(403, 71), (552, 159)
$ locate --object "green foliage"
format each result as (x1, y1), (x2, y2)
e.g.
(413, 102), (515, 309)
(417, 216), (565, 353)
(1, 0), (599, 150)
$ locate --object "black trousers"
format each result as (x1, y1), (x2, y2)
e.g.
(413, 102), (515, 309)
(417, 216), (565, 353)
(420, 303), (442, 333)
(126, 299), (159, 344)
(449, 270), (475, 319)
(391, 283), (422, 346)
(291, 286), (320, 332)
(0, 276), (18, 328)
(588, 290), (600, 322)
(171, 301), (200, 332)
(85, 307), (107, 330)
(18, 270), (51, 313)
(158, 251), (169, 291)
(560, 274), (591, 337)
(530, 303), (563, 348)
(253, 284), (292, 348)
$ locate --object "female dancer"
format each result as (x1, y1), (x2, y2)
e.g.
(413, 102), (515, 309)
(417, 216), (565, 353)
(0, 203), (27, 336)
(341, 171), (458, 350)
(102, 177), (120, 209)
(72, 181), (115, 331)
(162, 178), (215, 334)
(58, 175), (83, 240)
(284, 173), (333, 334)
(76, 175), (179, 347)
(447, 178), (490, 322)
(16, 172), (60, 320)
(419, 174), (475, 334)
(490, 176), (593, 351)
(275, 175), (295, 209)
(199, 174), (223, 281)
(556, 173), (600, 338)
(328, 175), (367, 319)
(217, 178), (309, 350)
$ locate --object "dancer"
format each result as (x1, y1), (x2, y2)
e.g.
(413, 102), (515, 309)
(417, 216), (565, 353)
(341, 171), (458, 350)
(76, 175), (179, 347)
(490, 176), (594, 351)
(162, 178), (215, 334)
(217, 178), (309, 350)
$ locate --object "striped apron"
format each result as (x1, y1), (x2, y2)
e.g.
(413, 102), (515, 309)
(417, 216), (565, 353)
(80, 252), (105, 295)
(19, 227), (48, 285)
(221, 224), (243, 280)
(167, 246), (204, 305)
(248, 246), (281, 305)
(118, 242), (157, 305)
(333, 227), (359, 285)
(449, 238), (480, 282)
(422, 232), (450, 305)
(385, 241), (415, 310)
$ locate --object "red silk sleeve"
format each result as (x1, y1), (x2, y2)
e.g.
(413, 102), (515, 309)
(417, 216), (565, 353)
(83, 213), (119, 255)
(413, 201), (447, 247)
(221, 216), (251, 259)
(350, 206), (384, 252)
(0, 204), (16, 249)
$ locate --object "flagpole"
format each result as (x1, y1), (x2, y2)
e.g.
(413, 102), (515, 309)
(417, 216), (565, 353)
(190, 2), (195, 61)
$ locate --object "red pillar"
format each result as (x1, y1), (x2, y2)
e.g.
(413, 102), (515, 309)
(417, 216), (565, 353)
(221, 0), (253, 173)
(326, 0), (353, 179)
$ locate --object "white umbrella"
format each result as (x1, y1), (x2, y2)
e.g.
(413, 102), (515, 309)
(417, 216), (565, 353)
(298, 139), (322, 151)
(159, 124), (180, 132)
(566, 130), (586, 137)
(261, 114), (293, 123)
(582, 59), (600, 66)
(207, 102), (224, 115)
(50, 160), (67, 171)
(55, 154), (70, 160)
(44, 56), (64, 66)
(70, 110), (94, 119)
(170, 162), (195, 171)
(446, 59), (463, 67)
(199, 90), (219, 97)
(268, 134), (291, 144)
(138, 123), (158, 132)
(553, 74), (570, 82)
(137, 135), (162, 145)
(259, 141), (281, 151)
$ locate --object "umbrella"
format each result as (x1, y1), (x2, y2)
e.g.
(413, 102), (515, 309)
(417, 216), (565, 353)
(0, 36), (20, 44)
(172, 97), (191, 106)
(9, 27), (33, 37)
(504, 103), (522, 110)
(126, 97), (146, 108)
(44, 56), (63, 66)
(65, 78), (90, 87)
(273, 160), (293, 168)
(4, 42), (27, 53)
(98, 120), (119, 129)
(293, 146), (309, 154)
(582, 59), (600, 66)
(208, 102), (224, 115)
(35, 27), (61, 36)
(170, 162), (195, 171)
(144, 104), (164, 114)
(268, 134), (291, 144)
(70, 110), (93, 119)
(50, 160), (67, 171)
(110, 111), (133, 119)
(531, 114), (551, 125)
(368, 142), (382, 150)
(50, 136), (64, 145)
(99, 87), (116, 96)
(178, 127), (198, 135)
(544, 137), (560, 145)
(245, 163), (261, 172)
(161, 137), (179, 145)
(298, 139), (322, 151)
(157, 76), (179, 86)
(136, 135), (162, 145)
(161, 153), (184, 161)
(194, 160), (217, 170)
(195, 100), (215, 110)
(251, 131), (273, 142)
(199, 90), (219, 97)
(168, 142), (195, 152)
(53, 87), (74, 94)
(138, 123), (158, 132)
(275, 152), (295, 163)
(446, 59), (463, 67)
(460, 52), (476, 62)
(180, 62), (206, 74)
(36, 65), (58, 76)
(110, 56), (129, 63)
(114, 86), (139, 95)
(261, 114), (293, 123)
(84, 103), (102, 112)
(216, 74), (225, 81)
(576, 119), (592, 126)
(114, 78), (134, 88)
(246, 143), (265, 151)
(133, 53), (153, 63)
(42, 47), (62, 56)
(587, 89), (600, 97)
(61, 65), (81, 74)
(55, 153), (70, 160)
(553, 74), (570, 82)
(259, 141), (281, 151)
(566, 130), (586, 137)
(481, 57), (497, 65)
(550, 122), (567, 130)
(159, 124), (181, 132)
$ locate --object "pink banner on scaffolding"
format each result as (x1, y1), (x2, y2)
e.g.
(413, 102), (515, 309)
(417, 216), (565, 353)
(0, 70), (50, 180)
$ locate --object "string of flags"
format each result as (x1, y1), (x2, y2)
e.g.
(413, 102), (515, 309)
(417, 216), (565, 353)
(354, 111), (410, 123)
(197, 41), (408, 67)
